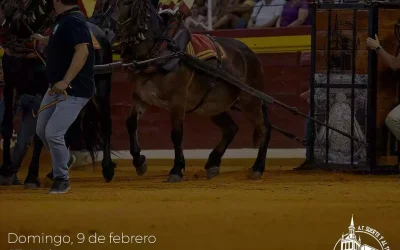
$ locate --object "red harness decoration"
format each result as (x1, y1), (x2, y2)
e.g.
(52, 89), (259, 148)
(186, 34), (227, 61)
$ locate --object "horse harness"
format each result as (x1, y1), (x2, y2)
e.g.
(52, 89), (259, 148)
(185, 34), (223, 114)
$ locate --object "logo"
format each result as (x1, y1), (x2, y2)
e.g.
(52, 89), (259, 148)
(53, 24), (59, 34)
(333, 215), (390, 250)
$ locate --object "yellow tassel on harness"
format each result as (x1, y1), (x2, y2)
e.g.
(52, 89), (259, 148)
(32, 91), (68, 117)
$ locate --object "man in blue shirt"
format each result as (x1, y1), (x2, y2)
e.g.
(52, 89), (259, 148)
(32, 0), (94, 194)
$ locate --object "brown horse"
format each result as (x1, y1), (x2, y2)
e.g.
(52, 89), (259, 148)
(110, 0), (272, 182)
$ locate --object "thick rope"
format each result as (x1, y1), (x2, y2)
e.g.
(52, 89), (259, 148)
(32, 90), (68, 117)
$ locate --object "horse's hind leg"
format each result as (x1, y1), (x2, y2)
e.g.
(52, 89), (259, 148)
(205, 112), (238, 179)
(126, 94), (148, 176)
(166, 108), (186, 183)
(243, 101), (271, 180)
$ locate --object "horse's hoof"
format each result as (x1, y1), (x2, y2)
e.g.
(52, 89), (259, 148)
(24, 182), (40, 189)
(102, 166), (115, 183)
(248, 170), (262, 180)
(0, 174), (14, 186)
(24, 176), (41, 189)
(206, 167), (220, 179)
(166, 174), (182, 183)
(136, 161), (147, 176)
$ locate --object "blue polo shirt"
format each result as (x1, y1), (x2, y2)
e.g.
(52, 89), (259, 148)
(46, 7), (95, 98)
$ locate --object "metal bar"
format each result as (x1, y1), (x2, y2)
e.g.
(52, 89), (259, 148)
(271, 125), (305, 146)
(367, 3), (378, 169)
(316, 3), (371, 10)
(325, 8), (332, 165)
(310, 2), (317, 164)
(207, 0), (212, 30)
(351, 8), (357, 166)
(314, 84), (368, 88)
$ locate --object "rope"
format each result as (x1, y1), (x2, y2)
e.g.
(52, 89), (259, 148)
(32, 90), (68, 117)
(32, 39), (46, 65)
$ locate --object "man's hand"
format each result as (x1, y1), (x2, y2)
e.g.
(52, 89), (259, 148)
(31, 33), (49, 45)
(300, 90), (310, 104)
(31, 33), (45, 42)
(49, 80), (69, 95)
(366, 34), (381, 50)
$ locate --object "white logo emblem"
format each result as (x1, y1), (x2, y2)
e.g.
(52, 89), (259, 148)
(333, 215), (390, 250)
(53, 24), (59, 34)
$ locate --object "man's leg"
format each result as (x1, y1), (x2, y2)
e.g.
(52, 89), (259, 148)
(11, 95), (41, 172)
(386, 104), (400, 141)
(305, 115), (313, 160)
(36, 90), (58, 150)
(294, 112), (313, 170)
(45, 96), (89, 194)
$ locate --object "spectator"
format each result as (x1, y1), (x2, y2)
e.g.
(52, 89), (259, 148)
(194, 0), (207, 16)
(276, 0), (310, 27)
(212, 0), (255, 29)
(366, 34), (400, 141)
(185, 4), (208, 31)
(204, 0), (227, 26)
(247, 0), (285, 29)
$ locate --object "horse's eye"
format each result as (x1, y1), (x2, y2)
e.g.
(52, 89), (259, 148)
(124, 0), (133, 5)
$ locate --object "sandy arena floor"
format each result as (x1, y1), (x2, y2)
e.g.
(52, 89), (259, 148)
(0, 161), (400, 250)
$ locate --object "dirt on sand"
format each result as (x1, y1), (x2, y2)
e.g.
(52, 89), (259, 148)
(1, 162), (400, 250)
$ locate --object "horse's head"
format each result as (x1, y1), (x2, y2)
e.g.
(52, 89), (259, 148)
(88, 0), (119, 44)
(0, 0), (54, 40)
(117, 0), (163, 60)
(0, 0), (20, 29)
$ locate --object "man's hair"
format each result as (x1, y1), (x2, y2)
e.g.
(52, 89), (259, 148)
(60, 0), (78, 5)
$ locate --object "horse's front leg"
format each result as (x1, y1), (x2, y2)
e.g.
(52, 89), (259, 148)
(166, 107), (186, 183)
(126, 94), (148, 176)
(95, 74), (116, 180)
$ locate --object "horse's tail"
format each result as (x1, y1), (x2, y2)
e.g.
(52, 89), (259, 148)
(81, 98), (103, 165)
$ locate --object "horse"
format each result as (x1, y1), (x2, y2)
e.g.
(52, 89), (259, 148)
(92, 0), (273, 182)
(0, 0), (117, 187)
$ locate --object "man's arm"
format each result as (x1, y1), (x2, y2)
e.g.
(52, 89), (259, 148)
(31, 34), (49, 45)
(276, 15), (281, 27)
(367, 34), (400, 71)
(287, 8), (308, 27)
(63, 44), (89, 85)
(230, 2), (254, 14)
(377, 47), (400, 71)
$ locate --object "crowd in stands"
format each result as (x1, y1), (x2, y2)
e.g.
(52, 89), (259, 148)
(171, 0), (312, 32)
(160, 0), (399, 32)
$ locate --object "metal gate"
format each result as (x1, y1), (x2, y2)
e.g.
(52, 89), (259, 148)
(309, 1), (400, 172)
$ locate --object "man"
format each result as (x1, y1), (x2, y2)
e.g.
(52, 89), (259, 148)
(0, 20), (49, 186)
(31, 0), (94, 194)
(212, 0), (255, 29)
(366, 34), (400, 140)
(247, 0), (285, 29)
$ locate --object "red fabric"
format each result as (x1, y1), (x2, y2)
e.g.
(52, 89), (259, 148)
(190, 34), (218, 55)
(78, 0), (88, 18)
